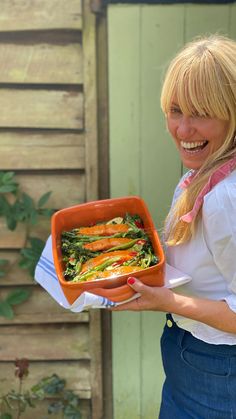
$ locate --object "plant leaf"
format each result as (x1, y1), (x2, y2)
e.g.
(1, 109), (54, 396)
(6, 289), (31, 306)
(19, 238), (45, 277)
(0, 259), (8, 266)
(29, 237), (45, 253)
(0, 301), (14, 319)
(0, 184), (17, 193)
(38, 208), (54, 217)
(37, 191), (52, 208)
(0, 413), (13, 419)
(30, 210), (38, 225)
(22, 192), (34, 209)
(6, 215), (17, 231)
(2, 171), (15, 183)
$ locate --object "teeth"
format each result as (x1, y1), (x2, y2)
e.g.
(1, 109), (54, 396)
(181, 141), (207, 149)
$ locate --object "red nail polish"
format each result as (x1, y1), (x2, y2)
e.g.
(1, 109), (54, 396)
(128, 277), (135, 285)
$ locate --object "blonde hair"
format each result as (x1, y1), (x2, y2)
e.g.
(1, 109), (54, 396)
(161, 35), (236, 245)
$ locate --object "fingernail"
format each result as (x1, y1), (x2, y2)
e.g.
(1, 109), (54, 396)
(127, 277), (136, 285)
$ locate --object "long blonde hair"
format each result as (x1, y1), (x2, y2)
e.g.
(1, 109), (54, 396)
(161, 35), (236, 246)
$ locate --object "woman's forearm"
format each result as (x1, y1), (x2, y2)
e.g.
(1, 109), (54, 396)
(169, 292), (236, 334)
(113, 279), (236, 334)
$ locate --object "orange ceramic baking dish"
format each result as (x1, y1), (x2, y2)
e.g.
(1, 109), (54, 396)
(51, 196), (165, 304)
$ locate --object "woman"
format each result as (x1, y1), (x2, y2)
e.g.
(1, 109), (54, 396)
(113, 35), (236, 418)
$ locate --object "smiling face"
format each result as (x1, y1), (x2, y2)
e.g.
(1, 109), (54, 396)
(166, 102), (230, 170)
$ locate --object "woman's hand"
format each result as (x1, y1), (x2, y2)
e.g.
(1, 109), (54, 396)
(111, 276), (174, 311)
(111, 277), (236, 334)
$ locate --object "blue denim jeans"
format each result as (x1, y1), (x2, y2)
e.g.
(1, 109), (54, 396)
(159, 315), (236, 419)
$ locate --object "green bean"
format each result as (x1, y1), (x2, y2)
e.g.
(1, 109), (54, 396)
(71, 256), (121, 283)
(107, 238), (138, 252)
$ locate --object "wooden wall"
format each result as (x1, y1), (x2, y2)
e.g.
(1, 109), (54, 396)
(108, 3), (236, 419)
(0, 1), (102, 418)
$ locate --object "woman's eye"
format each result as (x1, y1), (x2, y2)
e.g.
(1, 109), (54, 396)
(170, 107), (182, 115)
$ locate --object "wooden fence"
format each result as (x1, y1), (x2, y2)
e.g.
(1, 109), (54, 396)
(0, 1), (102, 418)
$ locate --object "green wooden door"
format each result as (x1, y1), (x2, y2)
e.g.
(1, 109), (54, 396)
(108, 4), (236, 418)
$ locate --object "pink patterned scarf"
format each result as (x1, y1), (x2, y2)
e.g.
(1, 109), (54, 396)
(179, 156), (236, 223)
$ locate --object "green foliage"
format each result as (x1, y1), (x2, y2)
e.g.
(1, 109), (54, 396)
(32, 374), (81, 418)
(0, 173), (53, 231)
(0, 413), (12, 419)
(0, 172), (18, 194)
(19, 237), (45, 277)
(0, 171), (54, 318)
(0, 259), (8, 278)
(0, 289), (31, 319)
(0, 362), (81, 419)
(0, 175), (81, 419)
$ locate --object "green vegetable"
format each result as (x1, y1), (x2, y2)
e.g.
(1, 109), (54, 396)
(61, 213), (158, 282)
(72, 256), (121, 282)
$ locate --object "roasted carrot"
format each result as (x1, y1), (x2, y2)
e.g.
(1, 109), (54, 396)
(103, 265), (143, 276)
(81, 250), (137, 273)
(83, 237), (134, 252)
(78, 223), (129, 236)
(83, 265), (143, 282)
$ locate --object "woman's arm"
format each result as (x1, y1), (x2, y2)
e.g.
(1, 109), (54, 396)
(112, 278), (236, 334)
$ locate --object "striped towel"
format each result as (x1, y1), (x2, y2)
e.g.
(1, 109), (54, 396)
(34, 235), (117, 312)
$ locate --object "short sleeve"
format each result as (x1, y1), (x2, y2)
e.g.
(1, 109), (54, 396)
(202, 180), (236, 312)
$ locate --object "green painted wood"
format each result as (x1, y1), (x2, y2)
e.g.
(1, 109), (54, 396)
(141, 312), (166, 418)
(229, 3), (236, 38)
(108, 5), (141, 198)
(140, 4), (184, 229)
(109, 3), (235, 419)
(112, 312), (142, 419)
(108, 8), (142, 418)
(185, 4), (230, 39)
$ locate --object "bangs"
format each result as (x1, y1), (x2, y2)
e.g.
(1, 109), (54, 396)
(161, 51), (230, 121)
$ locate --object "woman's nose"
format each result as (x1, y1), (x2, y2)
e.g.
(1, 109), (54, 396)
(177, 116), (195, 139)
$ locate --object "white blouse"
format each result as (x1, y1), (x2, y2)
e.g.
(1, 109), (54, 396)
(167, 169), (236, 345)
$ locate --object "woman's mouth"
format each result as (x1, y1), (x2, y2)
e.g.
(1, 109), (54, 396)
(180, 140), (208, 153)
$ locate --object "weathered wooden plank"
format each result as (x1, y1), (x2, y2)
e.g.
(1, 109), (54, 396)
(89, 310), (103, 419)
(97, 11), (110, 200)
(0, 398), (90, 419)
(0, 89), (83, 129)
(0, 173), (85, 248)
(0, 360), (91, 398)
(83, 0), (99, 202)
(17, 173), (86, 209)
(0, 250), (33, 283)
(0, 286), (89, 324)
(0, 324), (90, 360)
(0, 217), (51, 249)
(0, 131), (85, 147)
(0, 132), (85, 170)
(0, 43), (83, 84)
(0, 0), (82, 31)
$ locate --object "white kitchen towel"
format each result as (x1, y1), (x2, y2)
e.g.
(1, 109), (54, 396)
(35, 235), (191, 312)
